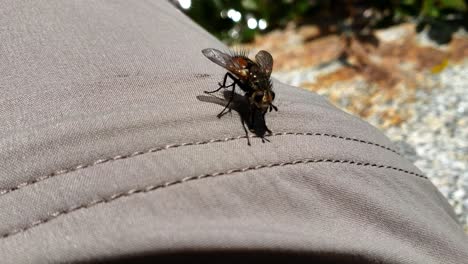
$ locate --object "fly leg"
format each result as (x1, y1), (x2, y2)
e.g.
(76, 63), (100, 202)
(259, 109), (271, 143)
(249, 107), (269, 143)
(263, 111), (272, 135)
(204, 72), (237, 94)
(204, 72), (239, 118)
(241, 119), (251, 146)
(249, 105), (256, 131)
(216, 82), (236, 118)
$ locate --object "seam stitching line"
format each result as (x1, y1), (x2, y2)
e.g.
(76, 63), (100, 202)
(0, 132), (400, 196)
(0, 158), (426, 239)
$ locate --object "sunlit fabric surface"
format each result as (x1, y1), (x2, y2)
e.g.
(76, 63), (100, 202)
(0, 1), (467, 263)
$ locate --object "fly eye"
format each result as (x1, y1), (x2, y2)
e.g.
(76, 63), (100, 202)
(254, 93), (264, 103)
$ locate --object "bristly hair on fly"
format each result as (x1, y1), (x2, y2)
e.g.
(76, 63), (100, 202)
(228, 46), (250, 59)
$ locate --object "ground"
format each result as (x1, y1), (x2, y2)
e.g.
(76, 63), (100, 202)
(238, 23), (468, 232)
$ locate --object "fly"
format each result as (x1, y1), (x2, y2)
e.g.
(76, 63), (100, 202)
(202, 48), (278, 144)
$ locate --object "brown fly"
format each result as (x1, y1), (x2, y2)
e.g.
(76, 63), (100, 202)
(202, 48), (277, 144)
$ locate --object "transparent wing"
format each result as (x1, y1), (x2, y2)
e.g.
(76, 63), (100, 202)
(202, 48), (240, 72)
(255, 50), (273, 77)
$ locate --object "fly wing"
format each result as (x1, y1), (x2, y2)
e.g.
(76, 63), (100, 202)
(202, 48), (240, 73)
(255, 50), (273, 77)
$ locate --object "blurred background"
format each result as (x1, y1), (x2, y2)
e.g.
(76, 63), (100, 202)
(172, 0), (468, 233)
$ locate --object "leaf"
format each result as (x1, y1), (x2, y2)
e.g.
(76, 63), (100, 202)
(422, 0), (439, 18)
(440, 0), (467, 11)
(241, 0), (258, 11)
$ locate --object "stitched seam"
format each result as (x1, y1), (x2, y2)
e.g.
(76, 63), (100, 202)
(0, 132), (400, 196)
(0, 158), (425, 239)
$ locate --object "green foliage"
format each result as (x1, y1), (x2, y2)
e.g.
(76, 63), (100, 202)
(174, 0), (468, 44)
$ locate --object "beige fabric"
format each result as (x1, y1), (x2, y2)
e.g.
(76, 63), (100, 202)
(0, 0), (466, 263)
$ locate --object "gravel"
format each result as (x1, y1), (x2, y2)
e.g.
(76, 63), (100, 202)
(386, 61), (468, 231)
(275, 60), (468, 232)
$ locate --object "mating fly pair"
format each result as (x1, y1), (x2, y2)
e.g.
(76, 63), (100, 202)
(202, 48), (277, 145)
